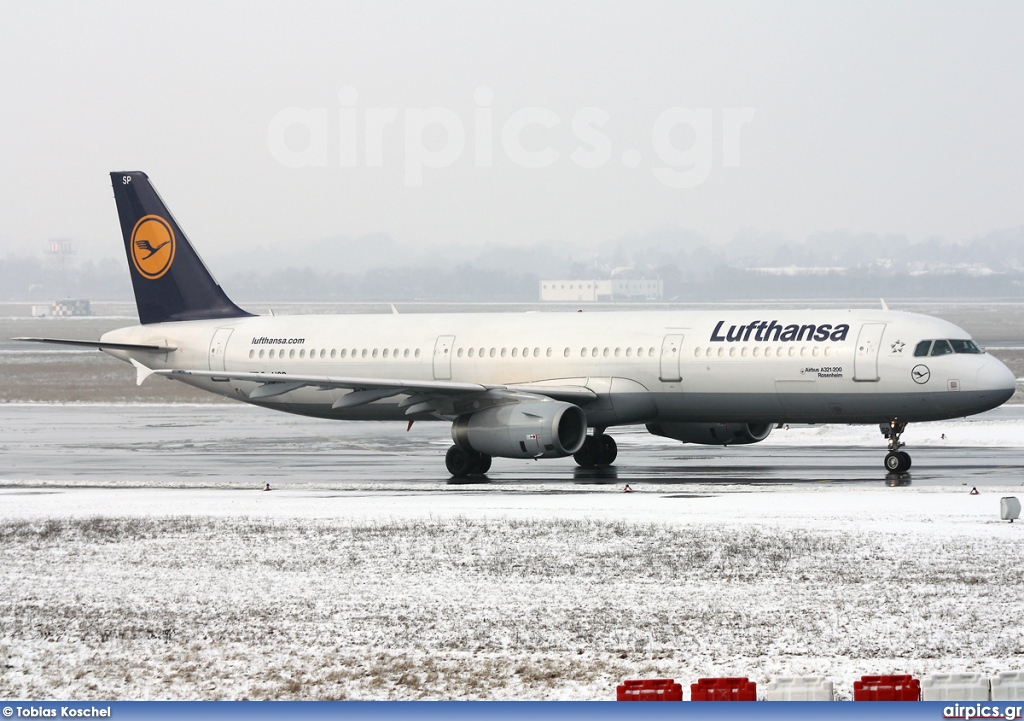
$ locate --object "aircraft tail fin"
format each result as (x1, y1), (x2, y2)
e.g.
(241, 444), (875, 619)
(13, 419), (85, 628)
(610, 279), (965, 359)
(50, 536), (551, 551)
(110, 172), (253, 325)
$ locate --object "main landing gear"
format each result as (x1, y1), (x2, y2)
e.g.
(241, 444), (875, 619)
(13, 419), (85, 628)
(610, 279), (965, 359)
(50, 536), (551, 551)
(881, 420), (912, 473)
(573, 431), (618, 468)
(445, 445), (492, 477)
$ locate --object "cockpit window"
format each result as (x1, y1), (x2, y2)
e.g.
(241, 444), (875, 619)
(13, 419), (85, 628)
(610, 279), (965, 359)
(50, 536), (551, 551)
(916, 338), (984, 357)
(950, 339), (981, 354)
(930, 340), (953, 356)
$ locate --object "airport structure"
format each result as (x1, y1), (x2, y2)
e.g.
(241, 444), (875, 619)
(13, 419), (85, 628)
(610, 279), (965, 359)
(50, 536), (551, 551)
(539, 278), (664, 302)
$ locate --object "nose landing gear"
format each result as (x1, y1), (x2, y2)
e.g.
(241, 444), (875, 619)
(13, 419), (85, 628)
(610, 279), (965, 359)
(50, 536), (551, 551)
(881, 420), (912, 473)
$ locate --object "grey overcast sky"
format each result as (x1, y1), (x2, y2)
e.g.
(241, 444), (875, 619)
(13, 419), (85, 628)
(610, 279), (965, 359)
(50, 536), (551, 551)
(1, 1), (1022, 260)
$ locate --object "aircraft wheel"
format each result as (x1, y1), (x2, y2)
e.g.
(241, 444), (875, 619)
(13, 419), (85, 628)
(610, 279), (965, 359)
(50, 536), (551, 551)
(597, 435), (618, 466)
(884, 452), (903, 473)
(473, 454), (492, 474)
(898, 451), (912, 471)
(573, 436), (599, 467)
(446, 445), (474, 477)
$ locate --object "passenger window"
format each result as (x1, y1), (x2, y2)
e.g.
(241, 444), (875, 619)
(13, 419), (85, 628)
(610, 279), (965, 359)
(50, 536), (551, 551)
(511, 347), (518, 357)
(415, 349), (421, 358)
(468, 348), (474, 358)
(249, 349), (254, 359)
(930, 340), (953, 356)
(563, 348), (570, 357)
(259, 349), (265, 359)
(331, 349), (337, 358)
(457, 348), (463, 358)
(289, 349), (296, 359)
(914, 340), (932, 357)
(382, 349), (389, 358)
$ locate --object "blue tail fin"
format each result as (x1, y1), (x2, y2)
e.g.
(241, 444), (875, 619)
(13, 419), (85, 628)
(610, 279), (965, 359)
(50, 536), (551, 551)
(110, 171), (253, 325)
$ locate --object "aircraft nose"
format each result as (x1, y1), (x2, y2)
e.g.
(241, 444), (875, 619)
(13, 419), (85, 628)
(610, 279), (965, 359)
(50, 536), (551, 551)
(976, 358), (1017, 404)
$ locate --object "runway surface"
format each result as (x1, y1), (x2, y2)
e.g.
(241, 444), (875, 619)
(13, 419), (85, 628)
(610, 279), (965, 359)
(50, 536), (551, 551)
(3, 403), (1023, 491)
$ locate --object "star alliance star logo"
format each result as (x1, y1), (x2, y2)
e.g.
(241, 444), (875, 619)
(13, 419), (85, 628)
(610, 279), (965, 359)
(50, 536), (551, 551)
(891, 340), (905, 354)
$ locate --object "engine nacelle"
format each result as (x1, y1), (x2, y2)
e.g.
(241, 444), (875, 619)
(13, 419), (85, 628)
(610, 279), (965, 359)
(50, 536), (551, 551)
(646, 422), (773, 446)
(452, 401), (587, 459)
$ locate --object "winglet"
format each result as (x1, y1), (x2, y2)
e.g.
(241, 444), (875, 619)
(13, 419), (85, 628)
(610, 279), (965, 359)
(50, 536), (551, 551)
(880, 298), (889, 311)
(391, 304), (399, 315)
(130, 358), (156, 386)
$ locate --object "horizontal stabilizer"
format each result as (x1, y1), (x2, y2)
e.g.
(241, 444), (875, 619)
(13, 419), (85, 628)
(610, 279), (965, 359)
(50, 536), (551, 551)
(12, 337), (177, 352)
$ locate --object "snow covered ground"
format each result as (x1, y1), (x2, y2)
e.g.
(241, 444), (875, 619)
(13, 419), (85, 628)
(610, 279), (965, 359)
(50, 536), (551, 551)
(2, 476), (1023, 701)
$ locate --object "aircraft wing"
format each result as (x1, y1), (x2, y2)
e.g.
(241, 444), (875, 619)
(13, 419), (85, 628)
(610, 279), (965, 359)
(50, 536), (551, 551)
(132, 362), (597, 410)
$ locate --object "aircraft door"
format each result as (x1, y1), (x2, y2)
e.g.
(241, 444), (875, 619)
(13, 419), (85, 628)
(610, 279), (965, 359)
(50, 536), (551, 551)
(208, 328), (233, 372)
(659, 334), (684, 383)
(853, 323), (886, 381)
(433, 335), (455, 380)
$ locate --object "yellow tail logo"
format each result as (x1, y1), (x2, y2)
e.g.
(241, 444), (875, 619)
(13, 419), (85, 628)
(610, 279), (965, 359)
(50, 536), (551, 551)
(130, 215), (176, 279)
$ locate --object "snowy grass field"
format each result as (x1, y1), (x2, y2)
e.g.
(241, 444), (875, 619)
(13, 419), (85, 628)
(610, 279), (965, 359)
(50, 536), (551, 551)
(2, 482), (1023, 701)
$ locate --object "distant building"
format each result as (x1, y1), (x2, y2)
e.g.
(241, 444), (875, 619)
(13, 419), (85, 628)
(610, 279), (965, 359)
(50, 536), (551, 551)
(33, 299), (92, 317)
(539, 279), (663, 302)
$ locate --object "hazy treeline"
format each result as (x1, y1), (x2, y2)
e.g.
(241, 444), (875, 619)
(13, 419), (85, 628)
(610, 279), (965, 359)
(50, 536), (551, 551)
(3, 225), (1022, 302)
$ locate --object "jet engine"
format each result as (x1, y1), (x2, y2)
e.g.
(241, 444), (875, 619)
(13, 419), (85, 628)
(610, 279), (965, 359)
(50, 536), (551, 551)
(645, 422), (773, 446)
(452, 401), (587, 459)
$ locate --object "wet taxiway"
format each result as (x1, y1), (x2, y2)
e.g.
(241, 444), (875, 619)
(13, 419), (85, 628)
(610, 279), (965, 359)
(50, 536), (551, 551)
(2, 404), (1023, 491)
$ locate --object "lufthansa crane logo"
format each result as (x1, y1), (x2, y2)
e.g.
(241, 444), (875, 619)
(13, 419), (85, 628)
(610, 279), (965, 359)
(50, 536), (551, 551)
(911, 364), (931, 384)
(130, 215), (175, 280)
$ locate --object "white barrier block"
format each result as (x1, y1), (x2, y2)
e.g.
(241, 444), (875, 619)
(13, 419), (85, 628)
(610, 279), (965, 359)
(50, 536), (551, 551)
(992, 671), (1024, 701)
(1001, 497), (1021, 521)
(922, 673), (990, 701)
(766, 676), (834, 701)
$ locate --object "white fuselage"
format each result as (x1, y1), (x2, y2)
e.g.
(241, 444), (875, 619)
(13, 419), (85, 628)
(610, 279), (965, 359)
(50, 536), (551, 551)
(101, 307), (1015, 426)
(100, 308), (1016, 427)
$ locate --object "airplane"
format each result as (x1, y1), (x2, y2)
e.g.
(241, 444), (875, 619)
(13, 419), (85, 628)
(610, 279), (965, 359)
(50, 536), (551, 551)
(15, 171), (1018, 477)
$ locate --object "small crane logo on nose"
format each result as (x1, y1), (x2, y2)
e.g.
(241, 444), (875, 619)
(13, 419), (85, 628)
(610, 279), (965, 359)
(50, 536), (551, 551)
(911, 365), (931, 384)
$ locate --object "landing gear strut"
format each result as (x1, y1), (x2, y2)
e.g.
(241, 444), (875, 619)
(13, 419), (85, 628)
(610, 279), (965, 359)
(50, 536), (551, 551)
(573, 431), (618, 468)
(881, 420), (912, 473)
(445, 445), (492, 478)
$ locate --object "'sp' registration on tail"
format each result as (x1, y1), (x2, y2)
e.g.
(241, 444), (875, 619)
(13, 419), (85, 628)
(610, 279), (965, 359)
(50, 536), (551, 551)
(15, 172), (1018, 477)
